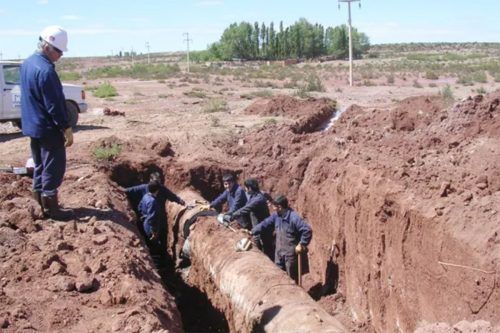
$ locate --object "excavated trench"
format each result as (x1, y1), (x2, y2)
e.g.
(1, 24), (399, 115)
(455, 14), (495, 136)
(109, 163), (346, 332)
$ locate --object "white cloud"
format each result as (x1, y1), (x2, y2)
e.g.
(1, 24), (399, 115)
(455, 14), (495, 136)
(37, 0), (49, 5)
(196, 0), (223, 6)
(61, 15), (81, 21)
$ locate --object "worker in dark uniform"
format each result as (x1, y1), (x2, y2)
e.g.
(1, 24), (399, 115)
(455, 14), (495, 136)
(251, 195), (312, 284)
(138, 181), (162, 251)
(20, 26), (73, 220)
(125, 172), (185, 251)
(202, 173), (249, 229)
(227, 178), (274, 261)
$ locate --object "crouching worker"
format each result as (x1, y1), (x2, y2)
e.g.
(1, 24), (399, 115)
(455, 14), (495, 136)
(227, 178), (274, 261)
(125, 172), (185, 251)
(251, 195), (312, 284)
(138, 181), (162, 254)
(201, 173), (249, 229)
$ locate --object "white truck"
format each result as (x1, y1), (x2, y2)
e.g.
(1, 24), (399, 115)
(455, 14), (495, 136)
(0, 60), (87, 129)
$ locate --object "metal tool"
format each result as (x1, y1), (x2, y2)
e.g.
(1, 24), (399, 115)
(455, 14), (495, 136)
(216, 214), (237, 233)
(298, 252), (303, 287)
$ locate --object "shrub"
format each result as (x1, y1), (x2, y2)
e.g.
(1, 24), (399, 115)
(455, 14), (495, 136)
(294, 87), (310, 99)
(386, 74), (395, 85)
(93, 82), (118, 98)
(425, 71), (439, 80)
(264, 118), (277, 125)
(304, 74), (325, 92)
(203, 98), (228, 113)
(440, 84), (454, 101)
(209, 115), (220, 127)
(184, 89), (207, 98)
(476, 87), (487, 94)
(59, 71), (82, 81)
(93, 144), (122, 160)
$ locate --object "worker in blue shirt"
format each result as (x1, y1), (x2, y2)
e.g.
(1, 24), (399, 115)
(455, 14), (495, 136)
(252, 195), (312, 284)
(126, 172), (185, 250)
(227, 178), (274, 261)
(138, 181), (162, 249)
(202, 173), (249, 229)
(20, 26), (73, 220)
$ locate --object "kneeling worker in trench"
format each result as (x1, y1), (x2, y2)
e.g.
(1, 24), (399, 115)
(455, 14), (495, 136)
(251, 195), (312, 284)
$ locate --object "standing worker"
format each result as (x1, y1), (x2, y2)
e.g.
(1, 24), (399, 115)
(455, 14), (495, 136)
(251, 195), (312, 284)
(126, 172), (186, 251)
(227, 178), (274, 261)
(20, 26), (73, 220)
(202, 173), (249, 228)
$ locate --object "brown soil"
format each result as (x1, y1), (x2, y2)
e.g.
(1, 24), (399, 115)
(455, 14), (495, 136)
(0, 66), (499, 332)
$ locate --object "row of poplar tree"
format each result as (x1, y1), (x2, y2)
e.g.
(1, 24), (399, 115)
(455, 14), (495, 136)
(193, 18), (370, 61)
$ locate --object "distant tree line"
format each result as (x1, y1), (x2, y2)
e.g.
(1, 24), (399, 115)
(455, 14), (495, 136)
(191, 18), (370, 61)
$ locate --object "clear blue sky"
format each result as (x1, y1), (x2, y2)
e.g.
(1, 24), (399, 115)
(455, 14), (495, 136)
(0, 0), (498, 60)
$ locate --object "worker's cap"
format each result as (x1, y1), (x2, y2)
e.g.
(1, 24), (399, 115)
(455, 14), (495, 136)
(273, 195), (289, 209)
(244, 178), (259, 192)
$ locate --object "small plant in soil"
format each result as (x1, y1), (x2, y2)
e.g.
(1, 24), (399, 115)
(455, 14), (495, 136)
(93, 144), (122, 160)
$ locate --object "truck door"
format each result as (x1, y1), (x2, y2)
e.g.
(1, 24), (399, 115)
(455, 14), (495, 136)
(1, 64), (22, 120)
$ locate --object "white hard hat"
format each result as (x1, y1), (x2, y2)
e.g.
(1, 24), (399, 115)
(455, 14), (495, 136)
(40, 26), (68, 52)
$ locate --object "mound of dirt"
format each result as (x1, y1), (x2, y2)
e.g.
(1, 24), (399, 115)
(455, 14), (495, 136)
(244, 95), (337, 133)
(0, 167), (182, 332)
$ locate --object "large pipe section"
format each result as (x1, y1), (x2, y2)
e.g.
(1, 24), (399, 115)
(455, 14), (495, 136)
(168, 190), (345, 333)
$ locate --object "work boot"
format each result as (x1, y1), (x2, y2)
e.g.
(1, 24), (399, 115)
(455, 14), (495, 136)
(32, 191), (47, 217)
(41, 195), (73, 221)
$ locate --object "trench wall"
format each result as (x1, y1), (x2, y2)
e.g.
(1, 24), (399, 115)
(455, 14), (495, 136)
(295, 163), (499, 332)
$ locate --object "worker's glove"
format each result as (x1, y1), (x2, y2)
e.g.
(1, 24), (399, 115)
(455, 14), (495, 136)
(64, 127), (74, 147)
(295, 244), (306, 254)
(199, 204), (211, 211)
(217, 214), (229, 227)
(178, 199), (186, 206)
(223, 214), (232, 224)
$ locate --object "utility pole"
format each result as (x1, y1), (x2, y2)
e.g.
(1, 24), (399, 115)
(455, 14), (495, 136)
(145, 42), (150, 64)
(183, 33), (193, 73)
(338, 0), (361, 87)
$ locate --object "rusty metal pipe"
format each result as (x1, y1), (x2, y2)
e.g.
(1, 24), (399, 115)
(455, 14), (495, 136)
(167, 190), (345, 333)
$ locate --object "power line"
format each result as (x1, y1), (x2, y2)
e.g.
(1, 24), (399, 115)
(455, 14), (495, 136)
(183, 33), (193, 73)
(338, 0), (361, 87)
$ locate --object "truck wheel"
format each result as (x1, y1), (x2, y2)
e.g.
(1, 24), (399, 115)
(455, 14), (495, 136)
(65, 101), (79, 128)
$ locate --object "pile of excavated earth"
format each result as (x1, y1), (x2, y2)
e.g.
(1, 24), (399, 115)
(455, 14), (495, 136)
(0, 90), (498, 332)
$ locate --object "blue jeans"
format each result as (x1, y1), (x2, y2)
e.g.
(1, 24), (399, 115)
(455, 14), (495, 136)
(30, 133), (66, 196)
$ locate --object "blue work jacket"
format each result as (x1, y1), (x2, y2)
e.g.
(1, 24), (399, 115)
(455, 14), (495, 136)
(138, 192), (160, 238)
(252, 209), (312, 258)
(20, 52), (69, 138)
(210, 184), (247, 214)
(232, 191), (270, 226)
(126, 183), (183, 212)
